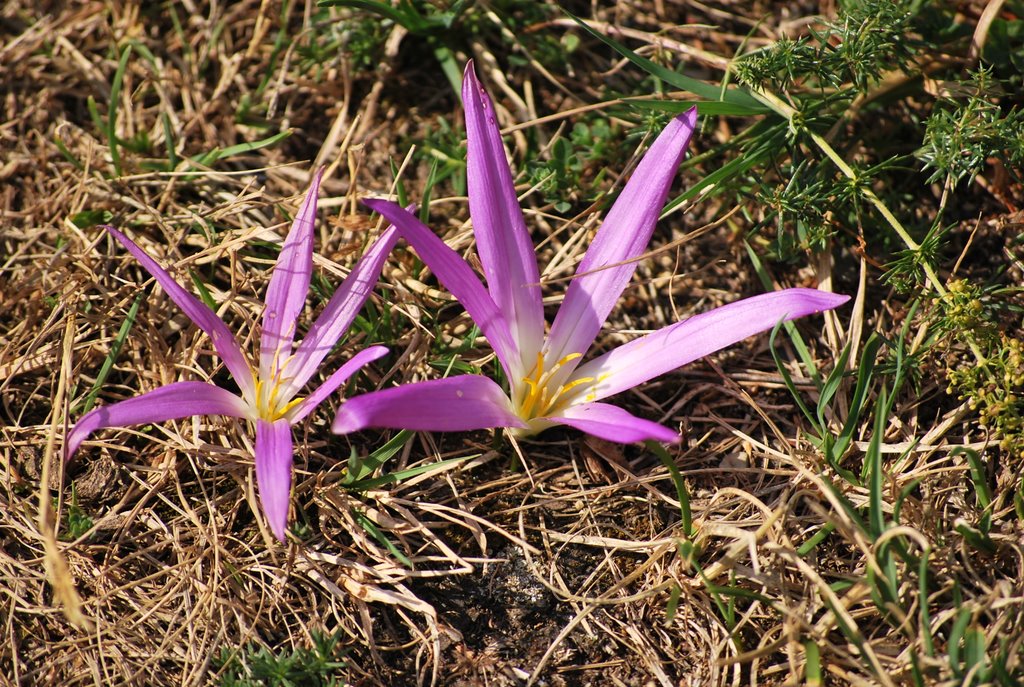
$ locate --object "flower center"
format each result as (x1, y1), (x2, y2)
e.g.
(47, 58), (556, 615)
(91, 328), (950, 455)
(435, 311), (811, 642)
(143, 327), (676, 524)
(254, 377), (304, 422)
(516, 351), (594, 420)
(253, 347), (303, 422)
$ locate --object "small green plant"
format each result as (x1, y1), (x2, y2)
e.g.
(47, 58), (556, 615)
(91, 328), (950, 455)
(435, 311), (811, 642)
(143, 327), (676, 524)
(918, 67), (1024, 187)
(525, 119), (618, 212)
(59, 485), (94, 542)
(318, 0), (469, 92)
(734, 0), (916, 93)
(215, 630), (348, 687)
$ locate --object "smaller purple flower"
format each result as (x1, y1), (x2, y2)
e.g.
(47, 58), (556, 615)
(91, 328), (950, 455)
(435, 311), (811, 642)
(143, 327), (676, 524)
(67, 169), (398, 541)
(331, 62), (849, 444)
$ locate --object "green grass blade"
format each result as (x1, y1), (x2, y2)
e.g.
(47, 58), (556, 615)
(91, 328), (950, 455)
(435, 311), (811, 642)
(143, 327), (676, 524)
(648, 441), (693, 538)
(161, 112), (179, 171)
(797, 522), (836, 556)
(747, 241), (822, 384)
(867, 386), (887, 538)
(804, 640), (822, 687)
(344, 430), (414, 485)
(919, 550), (935, 658)
(663, 121), (783, 213)
(389, 158), (409, 209)
(107, 44), (134, 176)
(54, 135), (85, 171)
(352, 510), (413, 567)
(319, 0), (427, 32)
(74, 292), (144, 415)
(419, 157), (442, 224)
(346, 454), (474, 490)
(430, 41), (462, 96)
(188, 269), (219, 312)
(768, 321), (821, 432)
(628, 98), (775, 117)
(664, 584), (682, 623)
(566, 10), (768, 114)
(948, 604), (971, 677)
(190, 129), (292, 168)
(833, 335), (882, 458)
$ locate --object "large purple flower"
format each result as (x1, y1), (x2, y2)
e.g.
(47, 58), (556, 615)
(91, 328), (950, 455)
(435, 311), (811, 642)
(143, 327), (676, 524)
(332, 62), (849, 444)
(67, 169), (398, 540)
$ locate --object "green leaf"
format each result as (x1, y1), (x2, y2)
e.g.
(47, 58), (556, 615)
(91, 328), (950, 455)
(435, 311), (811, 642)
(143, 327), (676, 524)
(188, 270), (219, 312)
(628, 98), (771, 117)
(352, 510), (413, 567)
(319, 0), (434, 34)
(344, 430), (414, 486)
(70, 209), (114, 229)
(348, 454), (474, 491)
(190, 130), (292, 168)
(74, 292), (144, 415)
(648, 441), (693, 538)
(107, 44), (134, 176)
(566, 11), (769, 114)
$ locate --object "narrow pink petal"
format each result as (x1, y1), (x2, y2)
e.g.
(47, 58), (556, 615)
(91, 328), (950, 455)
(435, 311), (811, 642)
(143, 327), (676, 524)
(105, 227), (256, 403)
(255, 418), (293, 542)
(462, 61), (545, 367)
(571, 289), (850, 402)
(260, 168), (324, 380)
(288, 345), (389, 423)
(363, 198), (521, 378)
(550, 402), (680, 444)
(66, 381), (250, 460)
(331, 375), (525, 434)
(282, 227), (398, 396)
(546, 109), (698, 366)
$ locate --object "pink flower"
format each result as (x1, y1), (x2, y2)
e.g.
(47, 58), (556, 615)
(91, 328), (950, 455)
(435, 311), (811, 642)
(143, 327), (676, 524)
(331, 63), (848, 443)
(67, 169), (398, 540)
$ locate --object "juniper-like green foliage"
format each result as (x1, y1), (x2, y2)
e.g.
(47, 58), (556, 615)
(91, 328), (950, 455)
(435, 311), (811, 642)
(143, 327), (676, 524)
(729, 1), (1024, 469)
(734, 0), (916, 94)
(215, 631), (347, 687)
(918, 67), (1024, 187)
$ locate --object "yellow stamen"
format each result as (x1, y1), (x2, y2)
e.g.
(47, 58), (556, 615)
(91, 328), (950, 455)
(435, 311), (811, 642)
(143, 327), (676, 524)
(254, 370), (304, 422)
(556, 352), (582, 367)
(519, 376), (540, 418)
(558, 375), (595, 395)
(516, 352), (592, 420)
(278, 395), (305, 419)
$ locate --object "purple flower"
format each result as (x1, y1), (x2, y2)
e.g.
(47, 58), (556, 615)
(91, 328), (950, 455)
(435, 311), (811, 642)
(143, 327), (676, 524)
(331, 63), (849, 444)
(67, 169), (398, 540)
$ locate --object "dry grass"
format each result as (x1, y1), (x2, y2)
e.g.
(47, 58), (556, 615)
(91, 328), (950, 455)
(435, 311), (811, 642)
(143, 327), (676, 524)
(2, 1), (1023, 686)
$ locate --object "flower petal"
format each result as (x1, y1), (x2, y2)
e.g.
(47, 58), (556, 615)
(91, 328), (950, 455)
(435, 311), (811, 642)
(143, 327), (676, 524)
(549, 402), (680, 444)
(260, 168), (323, 380)
(283, 226), (398, 396)
(288, 345), (389, 423)
(255, 418), (293, 542)
(105, 226), (256, 403)
(463, 61), (545, 367)
(331, 375), (525, 434)
(66, 381), (250, 460)
(546, 109), (698, 367)
(363, 198), (520, 378)
(571, 289), (850, 402)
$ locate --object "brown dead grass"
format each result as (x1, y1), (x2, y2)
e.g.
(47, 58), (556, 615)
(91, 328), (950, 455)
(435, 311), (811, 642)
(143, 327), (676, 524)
(2, 1), (1023, 686)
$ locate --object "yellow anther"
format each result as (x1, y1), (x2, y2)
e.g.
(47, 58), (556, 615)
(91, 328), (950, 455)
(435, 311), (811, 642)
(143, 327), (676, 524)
(278, 396), (305, 419)
(559, 376), (594, 395)
(254, 371), (302, 421)
(531, 351), (545, 382)
(519, 376), (541, 418)
(516, 351), (592, 420)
